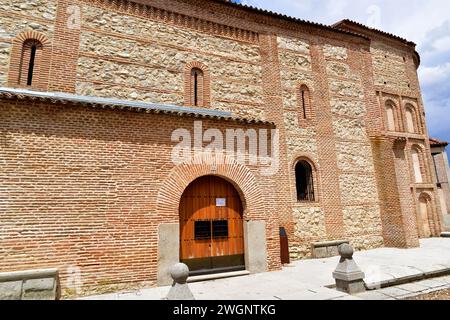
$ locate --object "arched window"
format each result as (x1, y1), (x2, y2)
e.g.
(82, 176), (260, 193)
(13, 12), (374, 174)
(299, 84), (311, 120)
(385, 101), (397, 131)
(8, 31), (50, 90)
(405, 104), (418, 134)
(295, 160), (315, 201)
(190, 68), (204, 107)
(411, 147), (424, 183)
(19, 39), (43, 87)
(184, 62), (210, 108)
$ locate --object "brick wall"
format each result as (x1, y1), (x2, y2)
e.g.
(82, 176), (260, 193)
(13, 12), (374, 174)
(0, 98), (278, 297)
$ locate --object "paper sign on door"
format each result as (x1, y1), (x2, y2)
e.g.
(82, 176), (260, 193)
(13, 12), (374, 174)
(216, 198), (226, 207)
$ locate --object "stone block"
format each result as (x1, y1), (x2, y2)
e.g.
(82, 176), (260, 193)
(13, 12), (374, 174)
(22, 290), (56, 300)
(23, 278), (55, 291)
(313, 247), (328, 259)
(0, 281), (22, 300)
(333, 244), (366, 294)
(327, 246), (339, 257)
(335, 279), (366, 295)
(165, 263), (194, 301)
(244, 221), (268, 273)
(312, 240), (349, 258)
(22, 278), (56, 300)
(378, 287), (410, 298)
(0, 269), (59, 300)
(355, 290), (390, 300)
(157, 223), (180, 286)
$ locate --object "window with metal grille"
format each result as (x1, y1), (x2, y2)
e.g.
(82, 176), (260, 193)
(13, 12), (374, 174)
(194, 221), (211, 240)
(295, 160), (315, 201)
(212, 220), (228, 239)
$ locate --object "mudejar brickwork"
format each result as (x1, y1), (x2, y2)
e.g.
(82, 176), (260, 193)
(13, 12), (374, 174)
(0, 0), (446, 298)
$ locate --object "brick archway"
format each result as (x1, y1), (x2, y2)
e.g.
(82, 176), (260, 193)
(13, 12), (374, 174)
(156, 157), (270, 285)
(183, 61), (211, 107)
(8, 30), (52, 90)
(156, 158), (265, 221)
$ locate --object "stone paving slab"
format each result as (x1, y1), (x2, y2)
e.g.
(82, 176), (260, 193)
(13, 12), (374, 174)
(415, 278), (449, 289)
(331, 295), (362, 300)
(376, 287), (411, 298)
(274, 287), (348, 301)
(395, 282), (431, 293)
(354, 290), (391, 300)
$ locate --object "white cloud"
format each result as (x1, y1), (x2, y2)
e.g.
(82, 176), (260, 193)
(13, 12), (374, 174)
(432, 36), (450, 53)
(419, 63), (450, 86)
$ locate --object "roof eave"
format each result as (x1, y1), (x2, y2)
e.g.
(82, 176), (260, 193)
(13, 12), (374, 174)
(0, 87), (276, 126)
(332, 19), (417, 47)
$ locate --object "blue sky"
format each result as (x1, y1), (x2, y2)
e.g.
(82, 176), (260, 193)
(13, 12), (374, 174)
(233, 0), (450, 142)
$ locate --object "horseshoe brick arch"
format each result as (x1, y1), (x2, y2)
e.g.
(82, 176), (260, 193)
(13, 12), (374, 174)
(155, 160), (266, 220)
(183, 61), (211, 108)
(7, 30), (52, 91)
(155, 158), (272, 285)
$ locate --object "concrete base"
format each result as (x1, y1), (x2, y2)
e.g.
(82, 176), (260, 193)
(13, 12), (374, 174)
(157, 223), (180, 286)
(166, 282), (195, 300)
(244, 221), (268, 274)
(335, 279), (366, 295)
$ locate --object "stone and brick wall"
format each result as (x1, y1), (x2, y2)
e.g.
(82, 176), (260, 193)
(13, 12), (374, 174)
(77, 1), (265, 120)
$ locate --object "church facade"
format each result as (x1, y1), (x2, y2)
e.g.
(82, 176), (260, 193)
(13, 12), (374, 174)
(0, 0), (444, 297)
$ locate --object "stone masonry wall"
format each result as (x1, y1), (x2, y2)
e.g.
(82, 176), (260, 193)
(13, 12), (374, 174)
(371, 41), (410, 92)
(325, 44), (384, 251)
(277, 35), (323, 259)
(77, 3), (265, 120)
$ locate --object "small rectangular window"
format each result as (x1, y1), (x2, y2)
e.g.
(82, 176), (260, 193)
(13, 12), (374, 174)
(194, 221), (211, 240)
(212, 220), (228, 239)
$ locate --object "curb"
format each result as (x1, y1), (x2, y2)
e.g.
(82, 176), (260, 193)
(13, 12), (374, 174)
(365, 266), (450, 290)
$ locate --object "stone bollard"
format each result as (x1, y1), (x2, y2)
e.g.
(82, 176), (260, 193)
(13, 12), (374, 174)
(165, 263), (195, 300)
(332, 244), (366, 294)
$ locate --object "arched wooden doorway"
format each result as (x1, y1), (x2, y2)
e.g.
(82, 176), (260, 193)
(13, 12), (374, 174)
(179, 175), (245, 275)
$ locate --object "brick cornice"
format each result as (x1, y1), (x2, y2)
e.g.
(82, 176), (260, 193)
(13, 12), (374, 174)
(81, 0), (259, 44)
(81, 0), (371, 47)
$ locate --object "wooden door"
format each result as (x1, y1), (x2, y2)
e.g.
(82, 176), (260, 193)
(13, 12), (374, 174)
(179, 176), (245, 274)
